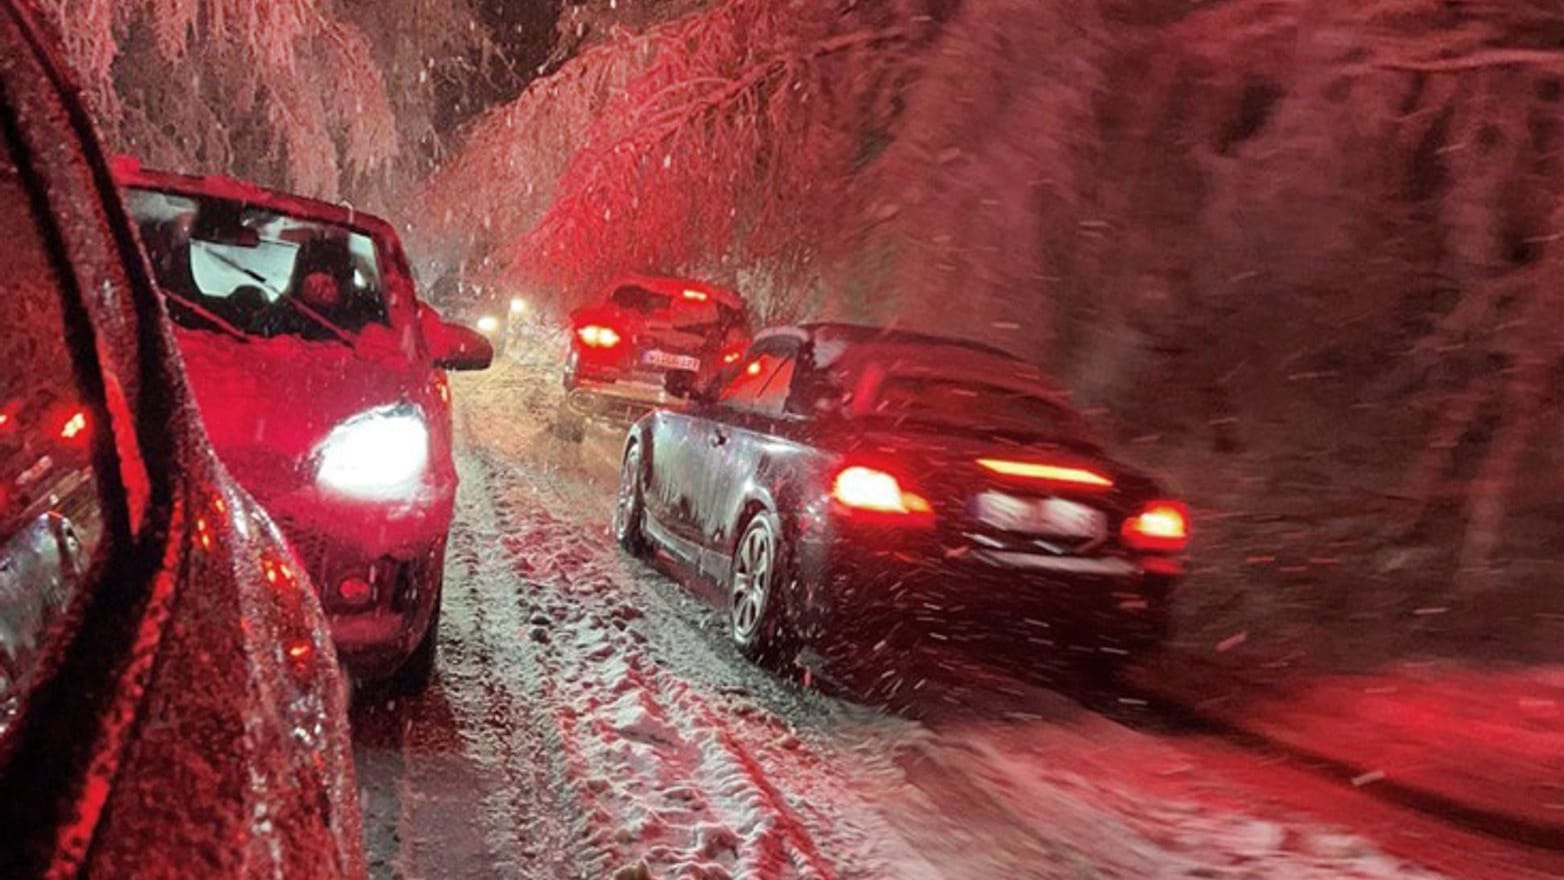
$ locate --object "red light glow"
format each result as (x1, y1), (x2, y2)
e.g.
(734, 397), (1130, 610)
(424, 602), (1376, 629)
(977, 458), (1112, 487)
(745, 359), (763, 377)
(577, 324), (622, 348)
(831, 466), (933, 516)
(286, 640), (313, 661)
(59, 410), (88, 441)
(723, 351), (742, 365)
(682, 289), (709, 301)
(338, 577), (373, 604)
(1122, 501), (1190, 552)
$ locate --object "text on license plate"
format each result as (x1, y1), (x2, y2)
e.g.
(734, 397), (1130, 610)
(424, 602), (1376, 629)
(644, 350), (702, 371)
(971, 491), (1107, 538)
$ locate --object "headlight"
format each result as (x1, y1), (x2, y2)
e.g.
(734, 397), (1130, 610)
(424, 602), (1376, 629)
(476, 315), (500, 334)
(509, 297), (527, 315)
(315, 407), (429, 500)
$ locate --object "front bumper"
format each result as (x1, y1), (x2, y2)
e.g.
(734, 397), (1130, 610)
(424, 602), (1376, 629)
(266, 489), (452, 679)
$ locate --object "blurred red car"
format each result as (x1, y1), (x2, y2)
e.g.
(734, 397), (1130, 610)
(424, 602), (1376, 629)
(0, 1), (362, 875)
(557, 275), (750, 441)
(114, 163), (492, 691)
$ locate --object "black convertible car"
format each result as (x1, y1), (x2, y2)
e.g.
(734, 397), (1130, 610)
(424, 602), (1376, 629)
(613, 323), (1188, 668)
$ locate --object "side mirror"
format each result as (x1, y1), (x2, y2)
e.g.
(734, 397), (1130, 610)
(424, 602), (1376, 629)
(430, 320), (494, 371)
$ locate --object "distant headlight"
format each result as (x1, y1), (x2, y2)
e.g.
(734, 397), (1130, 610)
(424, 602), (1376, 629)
(476, 315), (500, 334)
(315, 407), (429, 500)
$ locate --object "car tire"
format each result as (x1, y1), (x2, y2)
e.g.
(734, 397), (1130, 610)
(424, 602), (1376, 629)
(614, 440), (651, 558)
(392, 597), (440, 695)
(729, 512), (794, 666)
(554, 400), (586, 443)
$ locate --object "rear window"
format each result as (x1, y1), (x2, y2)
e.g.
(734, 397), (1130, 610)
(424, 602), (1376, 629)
(609, 284), (744, 336)
(867, 377), (1092, 442)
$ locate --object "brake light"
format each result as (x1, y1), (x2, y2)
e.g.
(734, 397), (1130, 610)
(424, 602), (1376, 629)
(831, 466), (933, 517)
(977, 458), (1112, 488)
(1122, 501), (1189, 552)
(745, 359), (764, 377)
(682, 289), (709, 301)
(577, 324), (622, 348)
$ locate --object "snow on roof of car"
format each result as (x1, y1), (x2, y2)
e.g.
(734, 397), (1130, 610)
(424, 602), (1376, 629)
(607, 274), (746, 311)
(111, 156), (400, 243)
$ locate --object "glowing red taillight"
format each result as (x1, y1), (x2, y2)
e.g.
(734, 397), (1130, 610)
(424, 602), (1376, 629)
(1122, 501), (1189, 552)
(977, 458), (1112, 488)
(831, 466), (933, 518)
(577, 324), (622, 348)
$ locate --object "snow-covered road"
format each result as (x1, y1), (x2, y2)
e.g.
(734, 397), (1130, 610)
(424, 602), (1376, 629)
(350, 358), (1563, 880)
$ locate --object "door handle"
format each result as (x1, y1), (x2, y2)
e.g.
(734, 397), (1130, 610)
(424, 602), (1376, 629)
(710, 430), (728, 447)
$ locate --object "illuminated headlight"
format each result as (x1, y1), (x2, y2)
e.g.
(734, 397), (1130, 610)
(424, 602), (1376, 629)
(476, 315), (500, 335)
(315, 407), (429, 500)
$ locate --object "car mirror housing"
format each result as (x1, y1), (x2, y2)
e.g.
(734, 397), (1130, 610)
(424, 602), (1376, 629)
(430, 320), (494, 371)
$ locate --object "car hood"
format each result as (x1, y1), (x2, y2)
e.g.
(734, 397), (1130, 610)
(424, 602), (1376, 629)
(171, 324), (424, 499)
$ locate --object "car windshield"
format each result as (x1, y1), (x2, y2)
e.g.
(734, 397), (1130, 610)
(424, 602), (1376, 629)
(864, 375), (1093, 442)
(124, 187), (388, 341)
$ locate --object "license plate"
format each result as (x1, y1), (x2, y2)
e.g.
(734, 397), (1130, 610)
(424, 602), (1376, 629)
(972, 491), (1107, 538)
(644, 350), (701, 371)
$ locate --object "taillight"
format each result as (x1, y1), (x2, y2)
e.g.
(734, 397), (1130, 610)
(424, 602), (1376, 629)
(1122, 501), (1189, 552)
(976, 458), (1112, 488)
(577, 324), (622, 348)
(682, 288), (709, 302)
(831, 466), (933, 520)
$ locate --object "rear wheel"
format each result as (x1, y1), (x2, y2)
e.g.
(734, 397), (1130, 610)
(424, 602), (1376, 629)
(730, 512), (792, 665)
(553, 399), (586, 443)
(614, 441), (651, 558)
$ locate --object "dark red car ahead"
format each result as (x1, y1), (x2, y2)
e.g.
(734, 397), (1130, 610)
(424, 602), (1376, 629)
(0, 1), (361, 875)
(556, 275), (750, 441)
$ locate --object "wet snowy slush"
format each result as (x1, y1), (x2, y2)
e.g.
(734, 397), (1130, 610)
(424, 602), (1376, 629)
(349, 355), (1553, 880)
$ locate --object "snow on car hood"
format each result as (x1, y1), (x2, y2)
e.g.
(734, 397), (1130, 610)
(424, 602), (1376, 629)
(171, 324), (423, 500)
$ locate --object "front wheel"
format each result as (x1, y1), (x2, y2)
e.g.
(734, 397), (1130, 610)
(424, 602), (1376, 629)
(729, 512), (793, 665)
(391, 598), (439, 695)
(614, 441), (651, 558)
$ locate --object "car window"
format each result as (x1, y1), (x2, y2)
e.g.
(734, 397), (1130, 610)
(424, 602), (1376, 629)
(123, 187), (389, 341)
(0, 131), (108, 739)
(718, 340), (797, 414)
(867, 376), (1093, 442)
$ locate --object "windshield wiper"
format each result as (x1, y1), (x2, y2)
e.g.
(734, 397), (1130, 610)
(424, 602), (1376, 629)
(157, 287), (248, 344)
(199, 246), (353, 346)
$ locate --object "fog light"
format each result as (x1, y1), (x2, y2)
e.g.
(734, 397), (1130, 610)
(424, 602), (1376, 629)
(338, 576), (374, 605)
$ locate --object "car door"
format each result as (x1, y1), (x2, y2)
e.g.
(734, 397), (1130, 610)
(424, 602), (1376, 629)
(693, 339), (800, 570)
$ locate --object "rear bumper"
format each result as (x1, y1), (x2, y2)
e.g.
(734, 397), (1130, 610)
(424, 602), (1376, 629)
(791, 518), (1176, 654)
(564, 375), (676, 422)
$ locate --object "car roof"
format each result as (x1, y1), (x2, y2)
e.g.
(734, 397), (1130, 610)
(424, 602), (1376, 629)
(606, 274), (746, 311)
(111, 156), (402, 243)
(766, 322), (1023, 361)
